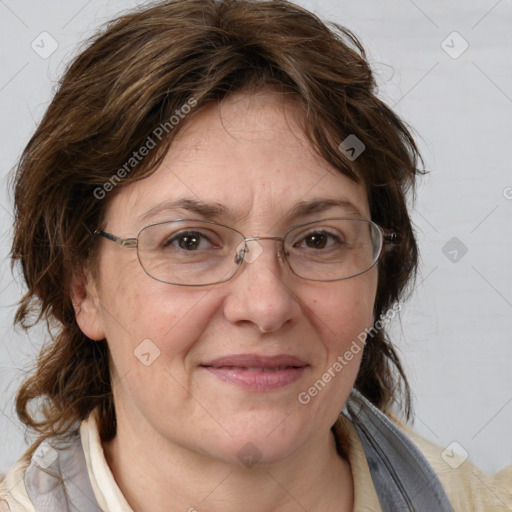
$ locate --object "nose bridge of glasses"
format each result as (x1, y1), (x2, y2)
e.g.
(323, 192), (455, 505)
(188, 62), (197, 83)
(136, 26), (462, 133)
(244, 236), (284, 243)
(235, 236), (286, 265)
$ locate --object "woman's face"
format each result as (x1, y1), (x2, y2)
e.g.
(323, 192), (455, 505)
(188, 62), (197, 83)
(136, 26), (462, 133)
(76, 92), (378, 465)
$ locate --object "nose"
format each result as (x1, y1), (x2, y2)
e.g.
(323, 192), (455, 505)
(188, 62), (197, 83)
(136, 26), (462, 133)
(223, 238), (301, 334)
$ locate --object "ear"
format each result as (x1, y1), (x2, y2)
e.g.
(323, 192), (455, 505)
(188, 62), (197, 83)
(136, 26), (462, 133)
(71, 269), (105, 341)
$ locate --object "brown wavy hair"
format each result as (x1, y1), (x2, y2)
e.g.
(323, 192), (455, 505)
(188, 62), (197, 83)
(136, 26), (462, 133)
(11, 0), (421, 457)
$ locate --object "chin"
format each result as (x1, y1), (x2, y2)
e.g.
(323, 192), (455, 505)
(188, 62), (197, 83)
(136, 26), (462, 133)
(208, 413), (312, 468)
(205, 436), (302, 469)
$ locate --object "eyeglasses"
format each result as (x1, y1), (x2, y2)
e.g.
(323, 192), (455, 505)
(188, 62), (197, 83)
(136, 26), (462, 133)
(94, 218), (397, 286)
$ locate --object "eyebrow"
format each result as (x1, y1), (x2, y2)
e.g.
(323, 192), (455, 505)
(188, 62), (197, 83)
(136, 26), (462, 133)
(138, 198), (229, 223)
(286, 198), (364, 220)
(138, 197), (364, 224)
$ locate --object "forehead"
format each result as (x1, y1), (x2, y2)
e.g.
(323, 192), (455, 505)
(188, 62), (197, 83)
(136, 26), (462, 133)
(106, 92), (369, 232)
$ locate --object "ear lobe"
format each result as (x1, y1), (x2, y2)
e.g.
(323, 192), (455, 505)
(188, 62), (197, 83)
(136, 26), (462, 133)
(71, 270), (105, 341)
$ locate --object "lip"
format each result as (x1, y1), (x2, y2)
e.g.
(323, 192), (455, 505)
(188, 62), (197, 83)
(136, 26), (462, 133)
(200, 354), (309, 391)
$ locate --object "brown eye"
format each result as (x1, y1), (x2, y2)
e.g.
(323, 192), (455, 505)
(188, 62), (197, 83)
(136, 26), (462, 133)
(295, 231), (341, 250)
(177, 234), (201, 250)
(305, 233), (328, 249)
(165, 231), (214, 251)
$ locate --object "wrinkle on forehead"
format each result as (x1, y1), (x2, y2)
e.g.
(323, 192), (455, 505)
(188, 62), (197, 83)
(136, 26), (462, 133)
(104, 92), (369, 235)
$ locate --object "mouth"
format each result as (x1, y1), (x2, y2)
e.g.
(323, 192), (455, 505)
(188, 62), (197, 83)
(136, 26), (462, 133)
(200, 354), (309, 390)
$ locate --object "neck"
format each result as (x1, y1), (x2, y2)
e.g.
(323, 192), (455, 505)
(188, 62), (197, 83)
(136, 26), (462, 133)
(102, 412), (354, 512)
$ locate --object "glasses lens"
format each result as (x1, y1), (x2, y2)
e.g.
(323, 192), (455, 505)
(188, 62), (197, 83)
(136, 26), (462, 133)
(284, 219), (383, 281)
(137, 220), (244, 285)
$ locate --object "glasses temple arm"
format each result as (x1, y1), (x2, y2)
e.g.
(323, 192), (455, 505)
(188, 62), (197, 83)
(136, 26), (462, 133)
(93, 230), (138, 248)
(383, 232), (399, 243)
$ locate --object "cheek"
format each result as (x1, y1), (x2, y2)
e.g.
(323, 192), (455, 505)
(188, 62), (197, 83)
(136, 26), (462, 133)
(97, 257), (218, 373)
(309, 270), (377, 355)
(297, 271), (377, 419)
(99, 278), (222, 424)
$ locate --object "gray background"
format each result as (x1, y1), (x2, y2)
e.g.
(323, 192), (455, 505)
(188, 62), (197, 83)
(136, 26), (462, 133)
(1, 0), (511, 475)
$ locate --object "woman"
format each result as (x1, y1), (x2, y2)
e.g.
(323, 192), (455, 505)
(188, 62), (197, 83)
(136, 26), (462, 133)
(1, 0), (510, 510)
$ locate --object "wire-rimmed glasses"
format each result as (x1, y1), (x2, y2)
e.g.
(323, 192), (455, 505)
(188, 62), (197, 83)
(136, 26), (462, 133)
(94, 218), (397, 286)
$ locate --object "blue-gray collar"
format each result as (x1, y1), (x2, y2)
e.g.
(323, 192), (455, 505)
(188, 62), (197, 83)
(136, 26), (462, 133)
(343, 389), (454, 511)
